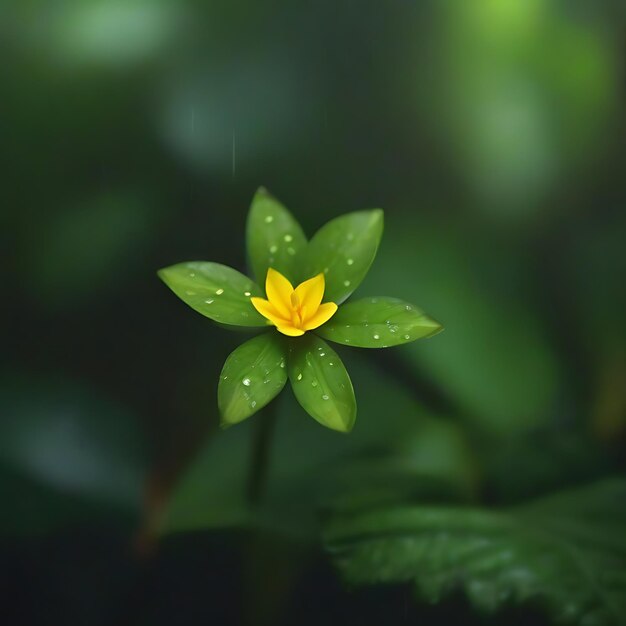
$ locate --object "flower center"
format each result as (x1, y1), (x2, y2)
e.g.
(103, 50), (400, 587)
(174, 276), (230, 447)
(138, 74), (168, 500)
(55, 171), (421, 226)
(250, 268), (338, 337)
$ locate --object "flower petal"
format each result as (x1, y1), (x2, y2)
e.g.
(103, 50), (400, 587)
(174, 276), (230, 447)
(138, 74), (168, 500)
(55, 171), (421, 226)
(276, 324), (305, 337)
(250, 297), (289, 327)
(302, 302), (338, 330)
(294, 273), (325, 315)
(266, 268), (294, 318)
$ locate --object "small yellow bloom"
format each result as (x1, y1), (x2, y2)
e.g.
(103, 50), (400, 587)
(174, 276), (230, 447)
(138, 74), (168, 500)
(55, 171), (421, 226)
(251, 268), (338, 337)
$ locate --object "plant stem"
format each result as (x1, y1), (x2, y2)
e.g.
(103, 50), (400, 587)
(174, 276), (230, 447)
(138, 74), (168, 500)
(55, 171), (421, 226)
(247, 403), (277, 508)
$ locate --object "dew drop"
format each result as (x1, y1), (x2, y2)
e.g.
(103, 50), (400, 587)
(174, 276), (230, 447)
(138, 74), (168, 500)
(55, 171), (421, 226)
(216, 288), (224, 295)
(311, 380), (318, 387)
(319, 352), (325, 356)
(404, 334), (410, 340)
(343, 280), (350, 287)
(324, 267), (330, 273)
(346, 258), (354, 265)
(296, 373), (303, 381)
(242, 377), (251, 386)
(284, 234), (293, 242)
(373, 334), (380, 340)
(329, 362), (334, 366)
(322, 394), (329, 400)
(251, 400), (257, 408)
(189, 272), (196, 277)
(205, 299), (214, 304)
(269, 245), (278, 253)
(279, 361), (285, 368)
(287, 247), (295, 255)
(244, 291), (251, 296)
(405, 305), (412, 311)
(264, 215), (274, 223)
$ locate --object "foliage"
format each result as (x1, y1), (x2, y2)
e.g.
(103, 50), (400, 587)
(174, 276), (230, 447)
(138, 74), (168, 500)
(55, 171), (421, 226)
(325, 479), (626, 626)
(158, 189), (442, 431)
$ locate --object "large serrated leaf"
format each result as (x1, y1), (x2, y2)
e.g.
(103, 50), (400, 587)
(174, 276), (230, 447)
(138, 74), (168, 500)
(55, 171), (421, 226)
(317, 297), (443, 348)
(158, 261), (266, 327)
(246, 188), (308, 285)
(325, 478), (626, 626)
(287, 335), (356, 433)
(218, 332), (288, 426)
(303, 210), (384, 304)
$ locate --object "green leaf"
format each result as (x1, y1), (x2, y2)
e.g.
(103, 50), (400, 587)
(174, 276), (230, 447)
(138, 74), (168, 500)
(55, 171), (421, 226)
(246, 187), (308, 285)
(317, 297), (443, 348)
(326, 478), (626, 626)
(287, 335), (356, 433)
(304, 210), (384, 304)
(158, 261), (266, 327)
(219, 332), (288, 426)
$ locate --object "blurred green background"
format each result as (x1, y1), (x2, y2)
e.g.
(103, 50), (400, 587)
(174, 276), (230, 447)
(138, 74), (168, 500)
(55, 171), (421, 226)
(2, 1), (625, 625)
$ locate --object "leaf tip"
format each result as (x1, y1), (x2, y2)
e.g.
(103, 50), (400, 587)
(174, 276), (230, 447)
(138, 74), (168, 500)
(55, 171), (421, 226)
(156, 266), (172, 284)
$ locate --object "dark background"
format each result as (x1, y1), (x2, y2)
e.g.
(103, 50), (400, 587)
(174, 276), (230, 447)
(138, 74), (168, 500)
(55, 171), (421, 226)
(2, 1), (625, 625)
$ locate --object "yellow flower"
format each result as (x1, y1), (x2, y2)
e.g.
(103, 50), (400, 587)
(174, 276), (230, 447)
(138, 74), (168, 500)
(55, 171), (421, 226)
(251, 268), (338, 337)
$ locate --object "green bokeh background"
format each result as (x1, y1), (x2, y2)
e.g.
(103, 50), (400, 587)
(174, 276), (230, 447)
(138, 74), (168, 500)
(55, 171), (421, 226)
(2, 1), (625, 625)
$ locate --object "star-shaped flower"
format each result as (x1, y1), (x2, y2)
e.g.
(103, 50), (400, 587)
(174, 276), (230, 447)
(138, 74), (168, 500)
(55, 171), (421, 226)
(158, 188), (442, 432)
(250, 269), (337, 336)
